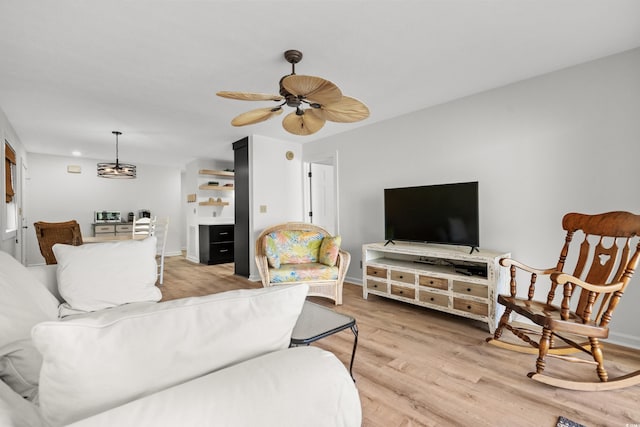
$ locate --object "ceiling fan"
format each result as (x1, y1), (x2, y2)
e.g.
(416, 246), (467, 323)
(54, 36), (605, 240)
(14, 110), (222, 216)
(216, 50), (370, 136)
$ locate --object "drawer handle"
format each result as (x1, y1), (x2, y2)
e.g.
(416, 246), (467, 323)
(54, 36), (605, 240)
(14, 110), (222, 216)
(399, 290), (403, 294)
(373, 284), (378, 288)
(467, 288), (472, 292)
(220, 249), (229, 253)
(429, 280), (434, 284)
(430, 297), (435, 301)
(467, 305), (472, 310)
(373, 271), (378, 275)
(219, 232), (229, 235)
(399, 275), (403, 279)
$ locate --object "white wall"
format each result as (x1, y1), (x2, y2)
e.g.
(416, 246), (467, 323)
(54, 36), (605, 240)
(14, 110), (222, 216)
(248, 135), (304, 280)
(304, 48), (640, 348)
(26, 153), (182, 265)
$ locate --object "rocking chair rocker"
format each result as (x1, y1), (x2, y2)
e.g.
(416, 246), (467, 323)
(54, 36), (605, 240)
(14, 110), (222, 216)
(487, 211), (640, 391)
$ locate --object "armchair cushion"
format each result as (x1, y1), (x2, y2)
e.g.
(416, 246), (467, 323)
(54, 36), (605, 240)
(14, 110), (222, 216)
(264, 234), (280, 268)
(269, 263), (339, 283)
(268, 230), (323, 264)
(0, 251), (59, 401)
(32, 284), (308, 426)
(53, 236), (161, 316)
(319, 235), (341, 267)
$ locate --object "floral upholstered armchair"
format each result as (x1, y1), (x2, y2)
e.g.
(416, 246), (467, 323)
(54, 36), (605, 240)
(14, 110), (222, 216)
(255, 222), (350, 305)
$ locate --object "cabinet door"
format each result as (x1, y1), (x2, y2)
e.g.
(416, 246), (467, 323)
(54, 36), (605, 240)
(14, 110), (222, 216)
(210, 224), (234, 242)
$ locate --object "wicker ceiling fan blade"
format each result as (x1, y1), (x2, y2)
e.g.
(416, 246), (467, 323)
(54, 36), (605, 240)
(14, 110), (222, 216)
(217, 91), (284, 102)
(320, 96), (370, 123)
(281, 75), (343, 105)
(282, 111), (326, 136)
(231, 107), (282, 127)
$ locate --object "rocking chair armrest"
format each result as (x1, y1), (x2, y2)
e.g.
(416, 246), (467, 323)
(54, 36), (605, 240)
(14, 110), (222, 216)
(550, 272), (625, 294)
(499, 258), (557, 276)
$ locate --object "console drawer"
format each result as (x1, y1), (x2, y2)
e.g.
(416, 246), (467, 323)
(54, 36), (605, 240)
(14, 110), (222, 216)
(94, 224), (115, 234)
(418, 290), (449, 307)
(390, 270), (415, 284)
(116, 224), (133, 233)
(390, 284), (415, 299)
(452, 281), (488, 298)
(419, 275), (448, 290)
(366, 279), (386, 292)
(453, 298), (488, 316)
(366, 266), (387, 279)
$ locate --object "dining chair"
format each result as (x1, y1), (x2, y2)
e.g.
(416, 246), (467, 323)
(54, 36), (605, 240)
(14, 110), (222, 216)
(152, 217), (170, 285)
(132, 216), (157, 237)
(34, 220), (83, 264)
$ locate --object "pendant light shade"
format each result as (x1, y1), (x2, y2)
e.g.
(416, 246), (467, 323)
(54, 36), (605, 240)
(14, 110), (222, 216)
(97, 131), (136, 179)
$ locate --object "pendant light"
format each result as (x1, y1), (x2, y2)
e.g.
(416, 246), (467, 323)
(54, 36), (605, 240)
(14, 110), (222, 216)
(97, 131), (136, 179)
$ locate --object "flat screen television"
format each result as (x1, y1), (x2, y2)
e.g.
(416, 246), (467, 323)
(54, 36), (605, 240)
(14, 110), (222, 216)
(384, 181), (479, 251)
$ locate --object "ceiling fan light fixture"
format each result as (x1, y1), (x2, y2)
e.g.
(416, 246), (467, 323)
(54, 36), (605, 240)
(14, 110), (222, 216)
(97, 131), (137, 179)
(217, 49), (369, 136)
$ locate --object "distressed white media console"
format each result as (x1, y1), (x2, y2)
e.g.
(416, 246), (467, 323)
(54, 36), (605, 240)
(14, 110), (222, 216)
(362, 242), (510, 333)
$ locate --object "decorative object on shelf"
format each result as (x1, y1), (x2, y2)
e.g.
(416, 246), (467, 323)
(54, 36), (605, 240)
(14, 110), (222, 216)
(97, 131), (136, 179)
(187, 194), (196, 203)
(216, 49), (369, 136)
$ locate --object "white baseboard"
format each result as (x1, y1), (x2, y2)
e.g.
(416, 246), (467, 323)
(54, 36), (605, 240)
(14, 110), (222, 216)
(607, 331), (640, 350)
(346, 275), (362, 286)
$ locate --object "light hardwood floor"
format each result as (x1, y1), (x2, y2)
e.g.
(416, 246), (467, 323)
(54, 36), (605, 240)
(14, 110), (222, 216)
(159, 255), (640, 427)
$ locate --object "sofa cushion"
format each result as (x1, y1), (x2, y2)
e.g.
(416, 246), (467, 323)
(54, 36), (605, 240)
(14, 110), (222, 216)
(32, 284), (308, 427)
(53, 237), (161, 316)
(64, 347), (362, 427)
(0, 378), (48, 427)
(0, 251), (59, 401)
(319, 235), (341, 267)
(268, 230), (324, 264)
(269, 262), (339, 283)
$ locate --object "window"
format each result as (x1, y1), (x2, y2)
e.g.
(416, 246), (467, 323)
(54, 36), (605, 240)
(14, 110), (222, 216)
(4, 141), (17, 234)
(5, 141), (15, 203)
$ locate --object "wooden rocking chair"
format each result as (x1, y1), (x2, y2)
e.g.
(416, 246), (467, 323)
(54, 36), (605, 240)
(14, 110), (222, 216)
(486, 211), (640, 391)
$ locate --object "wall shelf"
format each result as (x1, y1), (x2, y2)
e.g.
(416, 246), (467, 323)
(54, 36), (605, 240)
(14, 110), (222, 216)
(199, 169), (234, 178)
(199, 200), (229, 206)
(198, 184), (234, 191)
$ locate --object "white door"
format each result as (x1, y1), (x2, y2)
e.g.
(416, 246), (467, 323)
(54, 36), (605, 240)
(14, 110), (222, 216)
(308, 162), (336, 235)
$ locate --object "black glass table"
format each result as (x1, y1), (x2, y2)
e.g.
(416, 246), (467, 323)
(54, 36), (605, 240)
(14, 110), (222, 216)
(290, 301), (358, 381)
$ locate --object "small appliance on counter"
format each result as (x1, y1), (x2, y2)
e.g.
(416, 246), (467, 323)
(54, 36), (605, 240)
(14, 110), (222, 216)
(128, 212), (135, 223)
(138, 209), (151, 219)
(94, 211), (121, 223)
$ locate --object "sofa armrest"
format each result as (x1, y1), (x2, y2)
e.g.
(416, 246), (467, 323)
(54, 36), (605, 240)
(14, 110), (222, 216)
(66, 347), (361, 427)
(27, 264), (61, 303)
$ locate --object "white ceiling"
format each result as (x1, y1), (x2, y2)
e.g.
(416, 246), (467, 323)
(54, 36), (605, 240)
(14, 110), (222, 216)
(1, 0), (639, 166)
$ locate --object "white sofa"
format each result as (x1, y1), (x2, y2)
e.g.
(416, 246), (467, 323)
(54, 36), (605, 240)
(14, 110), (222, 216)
(0, 243), (361, 427)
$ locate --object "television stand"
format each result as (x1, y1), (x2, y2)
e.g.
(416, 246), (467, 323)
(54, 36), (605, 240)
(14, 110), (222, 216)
(362, 242), (510, 333)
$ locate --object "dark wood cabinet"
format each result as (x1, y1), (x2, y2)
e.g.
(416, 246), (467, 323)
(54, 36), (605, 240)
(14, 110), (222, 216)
(199, 224), (234, 265)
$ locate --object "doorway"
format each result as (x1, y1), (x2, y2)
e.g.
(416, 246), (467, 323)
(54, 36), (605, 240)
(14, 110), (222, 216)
(305, 155), (338, 235)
